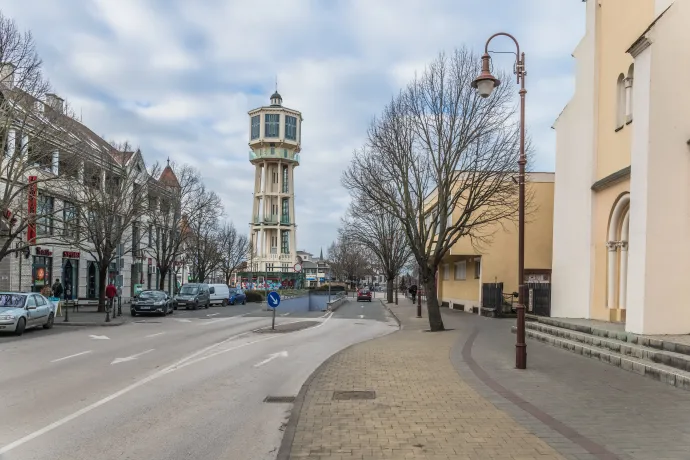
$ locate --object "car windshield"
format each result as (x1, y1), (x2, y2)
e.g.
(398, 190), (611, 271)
(0, 294), (25, 307)
(229, 289), (237, 295)
(139, 291), (165, 299)
(179, 286), (198, 295)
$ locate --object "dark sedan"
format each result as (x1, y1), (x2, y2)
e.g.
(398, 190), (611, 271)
(131, 290), (174, 316)
(357, 289), (372, 302)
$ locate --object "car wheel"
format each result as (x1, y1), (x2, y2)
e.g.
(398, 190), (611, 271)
(230, 299), (235, 306)
(14, 317), (26, 336)
(43, 312), (54, 329)
(170, 306), (174, 315)
(222, 299), (228, 307)
(192, 303), (198, 310)
(206, 301), (210, 309)
(242, 299), (246, 305)
(131, 311), (137, 317)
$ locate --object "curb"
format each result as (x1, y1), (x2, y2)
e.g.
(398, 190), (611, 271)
(379, 299), (402, 328)
(54, 320), (128, 327)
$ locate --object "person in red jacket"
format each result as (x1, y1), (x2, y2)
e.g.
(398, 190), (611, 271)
(106, 282), (117, 314)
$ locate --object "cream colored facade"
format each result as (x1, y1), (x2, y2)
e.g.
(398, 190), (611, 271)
(247, 92), (302, 273)
(552, 0), (689, 334)
(437, 173), (554, 312)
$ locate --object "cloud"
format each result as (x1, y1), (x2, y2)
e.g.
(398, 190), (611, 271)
(0, 0), (585, 255)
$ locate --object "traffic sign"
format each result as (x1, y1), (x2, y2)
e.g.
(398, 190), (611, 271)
(294, 263), (302, 272)
(267, 291), (281, 309)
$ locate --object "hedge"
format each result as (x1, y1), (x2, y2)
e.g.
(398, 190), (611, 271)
(245, 290), (265, 302)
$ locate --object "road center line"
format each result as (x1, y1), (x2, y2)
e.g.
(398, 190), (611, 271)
(145, 332), (165, 338)
(50, 351), (92, 363)
(206, 313), (220, 317)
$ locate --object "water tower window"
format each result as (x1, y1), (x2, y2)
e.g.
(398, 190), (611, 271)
(285, 115), (297, 140)
(251, 115), (260, 139)
(265, 114), (280, 137)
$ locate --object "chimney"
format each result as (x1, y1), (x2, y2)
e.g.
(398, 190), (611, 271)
(46, 93), (64, 114)
(0, 63), (15, 88)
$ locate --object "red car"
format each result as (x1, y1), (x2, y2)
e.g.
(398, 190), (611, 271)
(357, 289), (372, 302)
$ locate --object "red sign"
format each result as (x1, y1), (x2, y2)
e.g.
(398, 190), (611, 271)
(35, 247), (52, 256)
(27, 176), (37, 243)
(63, 251), (80, 259)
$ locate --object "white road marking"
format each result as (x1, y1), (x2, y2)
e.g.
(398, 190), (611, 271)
(145, 332), (165, 338)
(280, 312), (291, 316)
(50, 351), (92, 363)
(0, 311), (336, 456)
(111, 349), (155, 365)
(359, 315), (365, 319)
(253, 350), (288, 368)
(361, 305), (365, 308)
(206, 313), (220, 317)
(199, 318), (231, 326)
(88, 335), (109, 340)
(174, 319), (192, 323)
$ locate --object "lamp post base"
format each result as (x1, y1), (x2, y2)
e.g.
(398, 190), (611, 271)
(515, 304), (527, 369)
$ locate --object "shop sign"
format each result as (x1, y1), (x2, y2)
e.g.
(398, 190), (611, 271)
(63, 251), (80, 259)
(35, 247), (52, 256)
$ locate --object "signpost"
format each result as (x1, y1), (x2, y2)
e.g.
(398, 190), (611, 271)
(267, 291), (281, 330)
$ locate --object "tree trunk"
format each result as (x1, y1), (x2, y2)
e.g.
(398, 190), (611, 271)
(159, 267), (167, 292)
(98, 264), (108, 313)
(386, 278), (394, 303)
(423, 267), (444, 331)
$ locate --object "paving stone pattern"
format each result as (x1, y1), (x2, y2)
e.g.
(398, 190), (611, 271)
(288, 302), (564, 459)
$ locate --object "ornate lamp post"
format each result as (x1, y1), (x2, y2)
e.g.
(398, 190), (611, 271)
(472, 32), (527, 370)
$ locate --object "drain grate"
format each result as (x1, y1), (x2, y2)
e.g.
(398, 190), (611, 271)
(264, 395), (296, 403)
(332, 390), (376, 400)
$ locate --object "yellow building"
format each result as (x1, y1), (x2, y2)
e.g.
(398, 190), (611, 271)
(552, 0), (689, 334)
(436, 173), (555, 315)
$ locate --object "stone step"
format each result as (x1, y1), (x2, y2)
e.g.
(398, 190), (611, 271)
(534, 316), (690, 357)
(525, 322), (690, 374)
(512, 326), (690, 391)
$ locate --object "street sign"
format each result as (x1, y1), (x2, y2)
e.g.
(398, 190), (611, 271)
(267, 291), (281, 309)
(294, 263), (302, 272)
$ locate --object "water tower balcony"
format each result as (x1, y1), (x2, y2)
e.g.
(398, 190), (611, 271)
(249, 148), (300, 165)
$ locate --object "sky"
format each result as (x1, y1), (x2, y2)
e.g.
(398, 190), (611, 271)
(0, 0), (585, 256)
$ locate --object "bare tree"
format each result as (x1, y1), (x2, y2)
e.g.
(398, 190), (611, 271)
(0, 13), (83, 263)
(342, 48), (521, 331)
(66, 142), (148, 312)
(145, 163), (216, 291)
(327, 238), (371, 289)
(186, 190), (222, 283)
(217, 222), (249, 286)
(340, 195), (411, 303)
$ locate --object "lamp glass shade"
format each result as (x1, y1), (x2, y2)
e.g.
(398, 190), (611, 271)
(476, 79), (495, 98)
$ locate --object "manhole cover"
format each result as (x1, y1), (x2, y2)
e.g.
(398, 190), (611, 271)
(332, 391), (376, 400)
(264, 396), (296, 403)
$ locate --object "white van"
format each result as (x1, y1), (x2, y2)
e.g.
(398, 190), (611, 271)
(208, 284), (231, 306)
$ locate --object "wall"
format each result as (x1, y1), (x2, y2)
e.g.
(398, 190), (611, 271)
(440, 175), (554, 309)
(551, 0), (598, 319)
(595, 0), (654, 181)
(627, 1), (690, 334)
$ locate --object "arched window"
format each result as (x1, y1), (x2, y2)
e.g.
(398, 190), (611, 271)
(625, 64), (634, 123)
(616, 73), (626, 130)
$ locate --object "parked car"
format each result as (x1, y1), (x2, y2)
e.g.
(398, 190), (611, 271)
(131, 290), (174, 316)
(357, 289), (372, 302)
(0, 292), (55, 336)
(228, 288), (247, 305)
(174, 283), (210, 310)
(208, 284), (230, 306)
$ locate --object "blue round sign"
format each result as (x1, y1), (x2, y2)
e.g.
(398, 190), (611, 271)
(267, 291), (281, 309)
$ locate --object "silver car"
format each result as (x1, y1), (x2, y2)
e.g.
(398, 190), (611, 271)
(0, 292), (56, 336)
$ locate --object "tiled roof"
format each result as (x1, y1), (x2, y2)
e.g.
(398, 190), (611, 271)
(158, 165), (180, 188)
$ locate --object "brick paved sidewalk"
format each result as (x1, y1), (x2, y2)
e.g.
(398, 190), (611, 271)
(281, 298), (564, 459)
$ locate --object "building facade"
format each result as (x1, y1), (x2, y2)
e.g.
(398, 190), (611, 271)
(552, 0), (687, 334)
(436, 173), (555, 313)
(0, 67), (184, 301)
(245, 92), (302, 286)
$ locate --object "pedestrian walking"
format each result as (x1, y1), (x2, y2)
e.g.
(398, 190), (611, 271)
(409, 284), (417, 304)
(52, 278), (63, 299)
(105, 282), (117, 321)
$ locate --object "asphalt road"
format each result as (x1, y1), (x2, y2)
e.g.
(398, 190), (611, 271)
(0, 299), (397, 460)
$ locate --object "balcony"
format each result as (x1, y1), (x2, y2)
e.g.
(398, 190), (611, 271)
(253, 215), (280, 225)
(249, 149), (300, 165)
(266, 253), (293, 261)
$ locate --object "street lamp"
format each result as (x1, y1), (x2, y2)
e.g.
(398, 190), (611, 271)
(472, 32), (527, 370)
